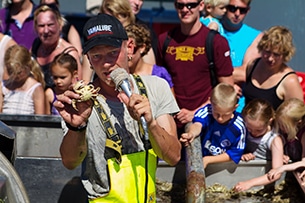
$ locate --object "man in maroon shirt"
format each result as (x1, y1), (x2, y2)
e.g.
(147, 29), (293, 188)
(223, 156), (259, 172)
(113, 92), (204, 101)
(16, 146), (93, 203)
(157, 0), (234, 136)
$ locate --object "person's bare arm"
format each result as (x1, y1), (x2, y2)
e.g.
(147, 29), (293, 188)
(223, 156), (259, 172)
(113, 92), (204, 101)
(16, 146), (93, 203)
(0, 81), (3, 112)
(149, 114), (182, 166)
(82, 55), (94, 83)
(67, 25), (83, 58)
(180, 122), (202, 147)
(203, 153), (231, 168)
(268, 134), (305, 179)
(207, 21), (219, 32)
(69, 49), (83, 80)
(235, 136), (284, 192)
(233, 33), (263, 84)
(33, 84), (46, 114)
(44, 88), (53, 115)
(281, 73), (304, 101)
(218, 75), (234, 86)
(55, 90), (92, 170)
(120, 93), (181, 166)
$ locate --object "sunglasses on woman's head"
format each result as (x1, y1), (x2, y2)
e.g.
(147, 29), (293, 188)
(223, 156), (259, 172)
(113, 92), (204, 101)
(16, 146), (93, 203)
(175, 2), (200, 10)
(226, 5), (249, 14)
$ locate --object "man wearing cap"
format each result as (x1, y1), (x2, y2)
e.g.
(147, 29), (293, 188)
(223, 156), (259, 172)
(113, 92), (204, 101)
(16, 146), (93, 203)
(54, 14), (181, 202)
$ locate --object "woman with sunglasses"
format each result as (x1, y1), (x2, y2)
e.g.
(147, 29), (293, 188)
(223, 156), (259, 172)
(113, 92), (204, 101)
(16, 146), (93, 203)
(243, 26), (303, 110)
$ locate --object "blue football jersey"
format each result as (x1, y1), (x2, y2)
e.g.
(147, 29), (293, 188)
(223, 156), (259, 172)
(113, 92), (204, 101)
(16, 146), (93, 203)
(193, 104), (247, 163)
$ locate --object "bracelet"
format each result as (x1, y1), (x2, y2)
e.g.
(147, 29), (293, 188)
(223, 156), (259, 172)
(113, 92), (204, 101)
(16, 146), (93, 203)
(65, 122), (87, 132)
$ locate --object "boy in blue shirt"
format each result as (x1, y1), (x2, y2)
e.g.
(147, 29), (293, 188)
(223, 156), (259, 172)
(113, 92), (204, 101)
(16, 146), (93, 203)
(180, 83), (246, 168)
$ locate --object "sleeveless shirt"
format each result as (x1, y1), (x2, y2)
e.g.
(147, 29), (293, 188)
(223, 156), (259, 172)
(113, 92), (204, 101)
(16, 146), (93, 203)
(2, 82), (41, 114)
(243, 58), (296, 110)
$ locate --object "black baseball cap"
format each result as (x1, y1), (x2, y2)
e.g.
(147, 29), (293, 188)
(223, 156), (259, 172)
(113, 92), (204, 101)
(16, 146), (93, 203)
(82, 14), (128, 54)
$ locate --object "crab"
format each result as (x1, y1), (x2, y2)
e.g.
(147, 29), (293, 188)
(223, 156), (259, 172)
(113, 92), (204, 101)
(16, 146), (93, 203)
(207, 183), (228, 193)
(71, 80), (100, 111)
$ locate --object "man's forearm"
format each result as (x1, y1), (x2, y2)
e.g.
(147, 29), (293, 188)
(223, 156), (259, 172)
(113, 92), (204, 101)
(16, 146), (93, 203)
(60, 130), (87, 170)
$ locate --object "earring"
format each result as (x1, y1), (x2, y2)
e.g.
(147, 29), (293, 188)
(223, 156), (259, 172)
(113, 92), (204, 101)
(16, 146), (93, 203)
(128, 56), (133, 61)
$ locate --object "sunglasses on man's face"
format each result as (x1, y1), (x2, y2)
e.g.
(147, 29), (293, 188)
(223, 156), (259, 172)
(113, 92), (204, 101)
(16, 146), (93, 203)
(226, 5), (249, 14)
(175, 2), (200, 10)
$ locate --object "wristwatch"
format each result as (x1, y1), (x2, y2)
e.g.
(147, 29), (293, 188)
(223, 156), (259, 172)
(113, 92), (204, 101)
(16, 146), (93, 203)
(65, 122), (87, 132)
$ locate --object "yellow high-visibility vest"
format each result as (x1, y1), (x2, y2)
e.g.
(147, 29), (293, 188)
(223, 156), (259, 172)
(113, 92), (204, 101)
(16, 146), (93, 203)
(89, 149), (157, 203)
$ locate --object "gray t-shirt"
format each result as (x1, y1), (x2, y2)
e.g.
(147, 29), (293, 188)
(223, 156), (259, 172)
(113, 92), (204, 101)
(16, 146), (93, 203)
(63, 75), (179, 198)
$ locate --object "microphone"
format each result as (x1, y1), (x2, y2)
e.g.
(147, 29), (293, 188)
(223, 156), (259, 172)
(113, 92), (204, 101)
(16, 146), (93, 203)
(110, 68), (150, 147)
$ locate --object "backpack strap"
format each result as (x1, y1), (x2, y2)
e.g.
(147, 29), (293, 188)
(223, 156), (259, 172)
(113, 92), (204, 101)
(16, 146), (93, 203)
(162, 27), (177, 59)
(206, 30), (219, 87)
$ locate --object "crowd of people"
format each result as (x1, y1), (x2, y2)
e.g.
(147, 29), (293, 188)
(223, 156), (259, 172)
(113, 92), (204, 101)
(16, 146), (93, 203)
(0, 0), (304, 202)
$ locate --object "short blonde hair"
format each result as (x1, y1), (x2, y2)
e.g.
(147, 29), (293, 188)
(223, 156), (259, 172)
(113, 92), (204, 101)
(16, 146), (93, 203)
(204, 0), (229, 7)
(257, 26), (295, 62)
(210, 83), (237, 109)
(275, 98), (305, 141)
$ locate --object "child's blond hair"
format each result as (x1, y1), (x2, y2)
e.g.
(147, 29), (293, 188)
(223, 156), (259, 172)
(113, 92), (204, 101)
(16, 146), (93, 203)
(242, 98), (275, 125)
(210, 83), (237, 109)
(275, 98), (305, 141)
(204, 0), (229, 7)
(4, 45), (45, 88)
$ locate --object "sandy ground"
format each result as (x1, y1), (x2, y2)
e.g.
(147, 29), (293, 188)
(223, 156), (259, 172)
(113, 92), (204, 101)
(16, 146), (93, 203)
(156, 173), (304, 203)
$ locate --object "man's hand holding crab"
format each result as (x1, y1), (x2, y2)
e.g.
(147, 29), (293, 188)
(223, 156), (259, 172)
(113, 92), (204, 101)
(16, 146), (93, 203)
(54, 80), (100, 128)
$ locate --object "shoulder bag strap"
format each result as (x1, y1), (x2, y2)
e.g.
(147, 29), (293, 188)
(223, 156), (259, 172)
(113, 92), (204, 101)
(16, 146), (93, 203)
(206, 30), (219, 87)
(162, 28), (176, 59)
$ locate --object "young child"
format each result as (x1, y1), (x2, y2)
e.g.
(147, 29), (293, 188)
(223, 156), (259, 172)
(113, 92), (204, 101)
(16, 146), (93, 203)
(180, 83), (246, 168)
(267, 98), (305, 183)
(0, 45), (45, 114)
(233, 98), (284, 192)
(45, 52), (78, 115)
(200, 0), (229, 35)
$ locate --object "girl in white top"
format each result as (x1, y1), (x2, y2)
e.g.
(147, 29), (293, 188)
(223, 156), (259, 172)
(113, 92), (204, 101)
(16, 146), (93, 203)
(0, 45), (45, 114)
(234, 98), (284, 192)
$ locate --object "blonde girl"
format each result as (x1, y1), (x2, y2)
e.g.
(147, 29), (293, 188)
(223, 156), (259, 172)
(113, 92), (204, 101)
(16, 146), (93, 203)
(234, 98), (284, 192)
(267, 98), (305, 183)
(0, 45), (45, 114)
